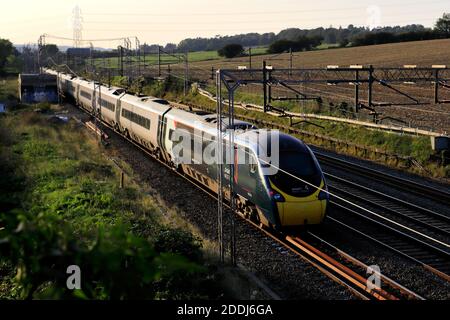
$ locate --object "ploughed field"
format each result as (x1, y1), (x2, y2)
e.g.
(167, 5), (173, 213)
(180, 39), (450, 133)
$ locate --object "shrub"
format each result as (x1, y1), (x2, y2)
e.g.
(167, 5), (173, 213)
(0, 214), (203, 299)
(268, 36), (323, 53)
(218, 44), (244, 58)
(36, 102), (51, 113)
(155, 227), (203, 262)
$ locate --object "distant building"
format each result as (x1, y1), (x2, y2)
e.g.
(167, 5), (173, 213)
(67, 48), (91, 57)
(18, 74), (58, 104)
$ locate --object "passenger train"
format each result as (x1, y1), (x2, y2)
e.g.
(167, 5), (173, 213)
(44, 68), (328, 228)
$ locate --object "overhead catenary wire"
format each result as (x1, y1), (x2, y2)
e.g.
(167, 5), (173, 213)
(81, 0), (448, 17)
(49, 67), (450, 250)
(81, 16), (440, 33)
(43, 34), (130, 43)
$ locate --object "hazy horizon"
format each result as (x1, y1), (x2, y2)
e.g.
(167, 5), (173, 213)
(2, 0), (448, 48)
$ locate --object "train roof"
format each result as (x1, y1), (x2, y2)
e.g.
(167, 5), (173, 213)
(120, 93), (172, 114)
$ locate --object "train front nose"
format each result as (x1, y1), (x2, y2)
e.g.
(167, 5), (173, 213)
(270, 183), (328, 226)
(278, 200), (327, 226)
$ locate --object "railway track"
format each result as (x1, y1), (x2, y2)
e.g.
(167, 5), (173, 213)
(74, 108), (425, 300)
(316, 152), (450, 206)
(327, 202), (450, 281)
(248, 220), (423, 300)
(172, 165), (424, 300)
(65, 95), (440, 299)
(175, 102), (450, 278)
(326, 173), (450, 247)
(315, 153), (450, 280)
(175, 101), (450, 206)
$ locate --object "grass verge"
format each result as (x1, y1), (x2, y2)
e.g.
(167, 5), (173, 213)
(0, 105), (227, 300)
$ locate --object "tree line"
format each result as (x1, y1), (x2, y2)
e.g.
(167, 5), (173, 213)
(2, 13), (450, 72)
(219, 13), (450, 55)
(0, 39), (22, 75)
(140, 13), (449, 54)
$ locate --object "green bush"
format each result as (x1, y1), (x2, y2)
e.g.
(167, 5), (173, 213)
(218, 44), (244, 58)
(155, 227), (203, 262)
(36, 102), (51, 113)
(0, 110), (224, 300)
(0, 213), (204, 299)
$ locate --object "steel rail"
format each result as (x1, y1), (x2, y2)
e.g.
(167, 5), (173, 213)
(306, 231), (425, 300)
(329, 202), (450, 280)
(325, 173), (450, 239)
(71, 104), (404, 300)
(316, 152), (450, 206)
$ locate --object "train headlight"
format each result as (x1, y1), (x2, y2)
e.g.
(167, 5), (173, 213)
(270, 190), (285, 202)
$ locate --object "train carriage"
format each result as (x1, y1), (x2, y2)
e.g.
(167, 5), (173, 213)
(95, 86), (123, 127)
(45, 68), (328, 229)
(77, 80), (95, 113)
(119, 95), (172, 152)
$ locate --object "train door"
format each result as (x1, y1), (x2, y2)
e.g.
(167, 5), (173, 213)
(236, 147), (258, 200)
(115, 98), (122, 130)
(75, 83), (80, 105)
(163, 117), (178, 163)
(158, 113), (173, 163)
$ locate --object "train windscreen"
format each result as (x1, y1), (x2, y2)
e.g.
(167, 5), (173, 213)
(269, 151), (321, 197)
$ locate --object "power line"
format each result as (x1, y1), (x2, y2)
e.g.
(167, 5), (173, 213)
(82, 11), (443, 26)
(82, 0), (448, 17)
(44, 34), (129, 43)
(81, 17), (439, 33)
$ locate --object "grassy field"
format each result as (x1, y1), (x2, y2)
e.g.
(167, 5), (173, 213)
(185, 39), (450, 134)
(0, 78), (18, 102)
(0, 78), (272, 300)
(126, 77), (448, 179)
(0, 100), (228, 299)
(316, 43), (341, 50)
(92, 47), (268, 68)
(192, 39), (450, 69)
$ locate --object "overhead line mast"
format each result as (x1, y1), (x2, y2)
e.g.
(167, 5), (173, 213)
(72, 5), (83, 48)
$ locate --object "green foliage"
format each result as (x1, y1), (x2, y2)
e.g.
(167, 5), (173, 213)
(218, 44), (245, 58)
(111, 76), (130, 88)
(351, 30), (444, 47)
(141, 77), (185, 98)
(36, 102), (51, 113)
(0, 110), (223, 300)
(268, 36), (323, 54)
(0, 39), (14, 73)
(0, 213), (204, 299)
(5, 55), (23, 74)
(41, 44), (59, 57)
(435, 13), (450, 35)
(0, 78), (18, 102)
(338, 38), (350, 48)
(155, 228), (203, 263)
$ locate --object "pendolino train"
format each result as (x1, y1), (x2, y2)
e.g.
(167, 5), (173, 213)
(44, 68), (329, 229)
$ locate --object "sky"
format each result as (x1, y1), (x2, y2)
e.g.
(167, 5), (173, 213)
(1, 0), (448, 47)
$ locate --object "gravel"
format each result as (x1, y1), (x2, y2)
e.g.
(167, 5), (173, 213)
(313, 215), (450, 300)
(60, 103), (355, 300)
(312, 146), (450, 217)
(308, 145), (450, 299)
(61, 102), (450, 300)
